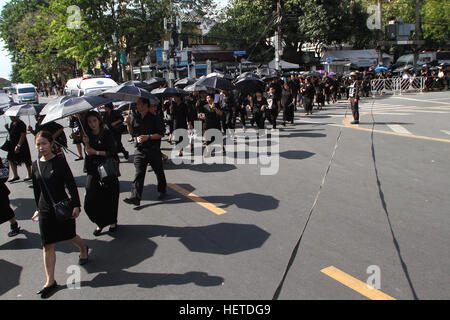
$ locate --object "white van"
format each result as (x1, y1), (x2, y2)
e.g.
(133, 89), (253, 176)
(64, 75), (118, 97)
(12, 83), (39, 104)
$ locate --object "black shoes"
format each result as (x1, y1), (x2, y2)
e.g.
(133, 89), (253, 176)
(79, 246), (89, 266)
(157, 192), (167, 201)
(8, 177), (20, 183)
(75, 157), (84, 161)
(123, 151), (129, 160)
(37, 281), (57, 299)
(93, 228), (103, 236)
(351, 120), (359, 124)
(123, 197), (140, 206)
(109, 224), (118, 233)
(8, 223), (20, 237)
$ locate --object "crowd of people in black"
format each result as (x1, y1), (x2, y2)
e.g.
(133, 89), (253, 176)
(0, 65), (448, 298)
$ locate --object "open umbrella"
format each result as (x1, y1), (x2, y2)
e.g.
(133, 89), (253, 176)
(234, 77), (265, 94)
(120, 80), (154, 90)
(41, 95), (118, 125)
(184, 83), (208, 92)
(39, 96), (72, 115)
(174, 77), (197, 88)
(206, 72), (234, 81)
(4, 103), (40, 117)
(195, 75), (235, 91)
(256, 68), (279, 77)
(151, 87), (188, 99)
(102, 85), (160, 105)
(144, 77), (167, 90)
(375, 66), (388, 73)
(235, 72), (259, 81)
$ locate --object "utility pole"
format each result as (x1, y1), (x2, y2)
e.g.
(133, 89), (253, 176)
(274, 0), (282, 71)
(377, 0), (383, 66)
(413, 0), (422, 67)
(111, 0), (122, 83)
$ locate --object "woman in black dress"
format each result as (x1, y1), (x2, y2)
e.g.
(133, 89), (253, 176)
(171, 94), (189, 157)
(281, 82), (295, 126)
(82, 111), (119, 236)
(31, 130), (88, 299)
(0, 157), (21, 237)
(198, 94), (223, 154)
(4, 116), (32, 182)
(250, 90), (268, 129)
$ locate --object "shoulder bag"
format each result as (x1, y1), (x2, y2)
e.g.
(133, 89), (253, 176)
(37, 158), (73, 221)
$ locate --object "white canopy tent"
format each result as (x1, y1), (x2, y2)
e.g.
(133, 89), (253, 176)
(268, 59), (300, 70)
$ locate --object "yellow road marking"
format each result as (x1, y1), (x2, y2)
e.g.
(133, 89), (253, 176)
(343, 105), (450, 143)
(167, 183), (227, 215)
(321, 266), (396, 300)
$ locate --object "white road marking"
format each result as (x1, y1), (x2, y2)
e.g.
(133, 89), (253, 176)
(387, 124), (412, 135)
(441, 130), (450, 136)
(406, 110), (450, 114)
(392, 97), (450, 104)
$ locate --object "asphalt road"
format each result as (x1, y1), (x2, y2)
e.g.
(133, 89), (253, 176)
(0, 91), (449, 300)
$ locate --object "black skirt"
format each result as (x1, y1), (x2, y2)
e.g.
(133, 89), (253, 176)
(0, 196), (14, 225)
(84, 174), (119, 228)
(38, 210), (76, 246)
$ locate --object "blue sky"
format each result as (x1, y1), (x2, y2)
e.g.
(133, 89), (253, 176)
(0, 0), (230, 81)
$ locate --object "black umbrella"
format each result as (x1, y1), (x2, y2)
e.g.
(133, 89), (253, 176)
(40, 96), (72, 115)
(144, 77), (167, 90)
(184, 83), (208, 92)
(195, 76), (235, 91)
(261, 74), (279, 82)
(41, 95), (118, 125)
(235, 72), (259, 81)
(234, 77), (265, 94)
(102, 85), (160, 105)
(151, 87), (188, 99)
(120, 80), (154, 90)
(174, 77), (197, 89)
(257, 68), (279, 77)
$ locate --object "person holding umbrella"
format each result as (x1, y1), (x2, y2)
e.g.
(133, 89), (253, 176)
(4, 116), (32, 182)
(82, 111), (120, 236)
(124, 98), (167, 206)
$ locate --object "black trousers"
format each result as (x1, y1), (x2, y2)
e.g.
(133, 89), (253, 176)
(221, 109), (234, 132)
(350, 98), (359, 121)
(132, 148), (167, 200)
(265, 108), (278, 129)
(112, 129), (127, 155)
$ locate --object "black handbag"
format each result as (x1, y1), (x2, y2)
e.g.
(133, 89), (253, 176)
(98, 157), (120, 182)
(37, 159), (73, 221)
(1, 139), (11, 152)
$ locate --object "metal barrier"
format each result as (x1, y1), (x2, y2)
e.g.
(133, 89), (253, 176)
(371, 77), (425, 96)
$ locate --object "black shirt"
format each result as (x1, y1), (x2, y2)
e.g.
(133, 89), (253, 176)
(281, 89), (294, 108)
(32, 156), (81, 217)
(83, 128), (118, 175)
(102, 109), (124, 131)
(172, 101), (189, 130)
(131, 111), (165, 150)
(252, 97), (268, 113)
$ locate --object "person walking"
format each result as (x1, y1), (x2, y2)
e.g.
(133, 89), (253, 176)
(4, 116), (32, 182)
(31, 130), (88, 299)
(250, 90), (268, 130)
(124, 98), (167, 206)
(102, 103), (129, 160)
(82, 111), (120, 236)
(69, 115), (84, 161)
(265, 86), (280, 130)
(281, 82), (295, 126)
(171, 94), (189, 157)
(302, 78), (315, 115)
(0, 157), (21, 237)
(348, 72), (361, 124)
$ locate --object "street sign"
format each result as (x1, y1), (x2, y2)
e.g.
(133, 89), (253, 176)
(233, 51), (247, 56)
(326, 58), (333, 64)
